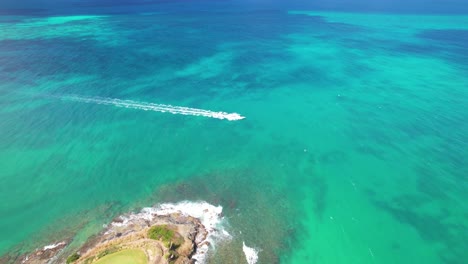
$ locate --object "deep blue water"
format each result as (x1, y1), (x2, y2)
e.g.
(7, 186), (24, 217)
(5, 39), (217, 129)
(2, 0), (468, 15)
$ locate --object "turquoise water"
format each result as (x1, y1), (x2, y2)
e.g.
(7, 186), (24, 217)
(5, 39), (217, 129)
(1, 6), (468, 264)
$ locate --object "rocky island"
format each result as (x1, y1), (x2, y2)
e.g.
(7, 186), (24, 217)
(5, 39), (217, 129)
(17, 202), (226, 264)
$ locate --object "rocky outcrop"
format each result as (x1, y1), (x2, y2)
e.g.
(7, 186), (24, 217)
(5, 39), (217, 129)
(19, 212), (209, 264)
(16, 241), (68, 264)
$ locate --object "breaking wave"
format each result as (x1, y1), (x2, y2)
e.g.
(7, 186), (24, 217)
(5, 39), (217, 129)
(243, 241), (260, 264)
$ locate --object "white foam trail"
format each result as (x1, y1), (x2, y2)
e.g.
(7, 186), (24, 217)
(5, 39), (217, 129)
(60, 95), (245, 121)
(243, 242), (259, 264)
(111, 201), (231, 263)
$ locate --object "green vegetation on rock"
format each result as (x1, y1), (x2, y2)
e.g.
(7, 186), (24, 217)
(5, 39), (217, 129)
(66, 252), (80, 263)
(93, 249), (147, 264)
(147, 225), (183, 248)
(96, 247), (119, 259)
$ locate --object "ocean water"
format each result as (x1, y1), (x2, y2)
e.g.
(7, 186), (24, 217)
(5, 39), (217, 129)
(1, 1), (468, 263)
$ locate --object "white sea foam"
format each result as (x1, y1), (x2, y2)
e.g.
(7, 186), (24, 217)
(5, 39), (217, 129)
(21, 256), (29, 264)
(111, 201), (230, 263)
(243, 242), (259, 264)
(42, 241), (66, 251)
(60, 95), (245, 121)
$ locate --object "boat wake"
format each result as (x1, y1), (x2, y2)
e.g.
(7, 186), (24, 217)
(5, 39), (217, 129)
(59, 94), (245, 121)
